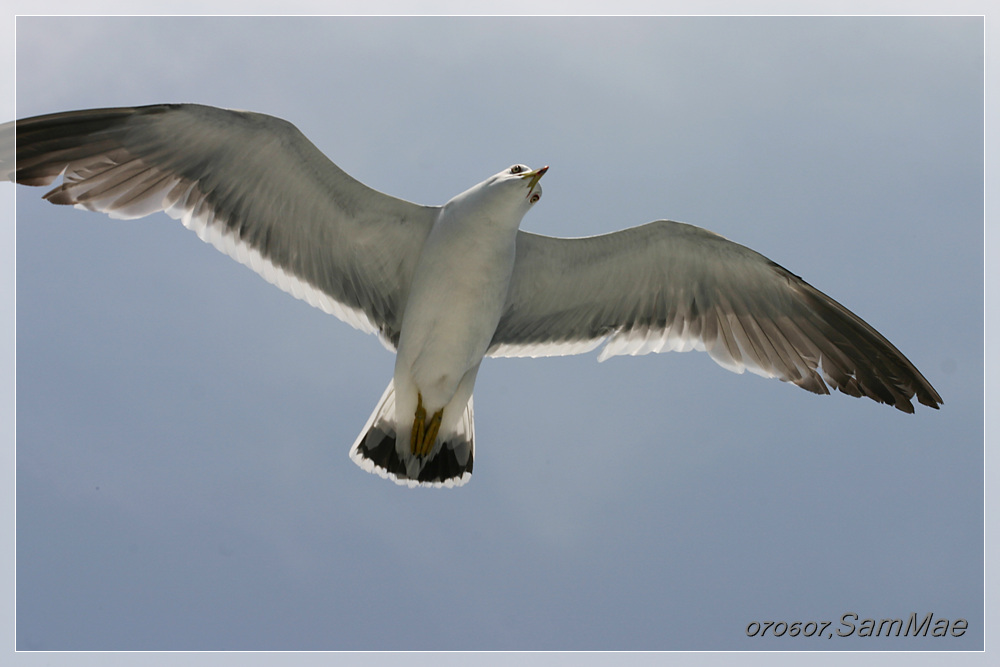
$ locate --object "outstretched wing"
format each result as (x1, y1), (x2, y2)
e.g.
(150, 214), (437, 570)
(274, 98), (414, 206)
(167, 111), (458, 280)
(5, 104), (439, 347)
(489, 220), (941, 413)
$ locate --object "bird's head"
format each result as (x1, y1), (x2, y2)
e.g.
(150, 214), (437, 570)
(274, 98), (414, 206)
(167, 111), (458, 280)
(443, 163), (548, 228)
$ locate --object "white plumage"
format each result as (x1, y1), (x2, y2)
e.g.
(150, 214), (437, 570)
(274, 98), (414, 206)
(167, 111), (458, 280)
(2, 104), (942, 488)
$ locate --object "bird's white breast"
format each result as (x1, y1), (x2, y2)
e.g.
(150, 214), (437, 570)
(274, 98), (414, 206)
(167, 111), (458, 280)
(393, 199), (520, 409)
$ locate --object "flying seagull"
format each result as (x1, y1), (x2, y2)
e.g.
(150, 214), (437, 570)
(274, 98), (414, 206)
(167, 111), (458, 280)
(3, 104), (942, 488)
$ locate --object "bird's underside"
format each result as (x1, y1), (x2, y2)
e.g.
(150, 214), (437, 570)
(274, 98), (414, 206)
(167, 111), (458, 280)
(3, 103), (943, 489)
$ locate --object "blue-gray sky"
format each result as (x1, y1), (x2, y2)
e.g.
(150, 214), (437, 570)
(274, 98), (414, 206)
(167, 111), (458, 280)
(9, 12), (985, 657)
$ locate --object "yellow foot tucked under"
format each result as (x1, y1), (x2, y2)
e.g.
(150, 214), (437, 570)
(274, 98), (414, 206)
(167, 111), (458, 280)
(410, 392), (444, 458)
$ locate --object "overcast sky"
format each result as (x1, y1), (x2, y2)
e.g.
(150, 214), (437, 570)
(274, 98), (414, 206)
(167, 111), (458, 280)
(8, 12), (985, 659)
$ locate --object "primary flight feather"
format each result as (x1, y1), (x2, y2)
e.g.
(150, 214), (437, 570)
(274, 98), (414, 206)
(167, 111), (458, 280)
(2, 104), (942, 488)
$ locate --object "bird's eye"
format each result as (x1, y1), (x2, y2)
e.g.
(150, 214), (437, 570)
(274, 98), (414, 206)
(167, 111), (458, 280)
(510, 165), (524, 174)
(529, 193), (541, 204)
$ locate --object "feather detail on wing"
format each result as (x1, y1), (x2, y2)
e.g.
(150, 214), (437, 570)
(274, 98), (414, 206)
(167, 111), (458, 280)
(489, 220), (942, 413)
(6, 104), (439, 347)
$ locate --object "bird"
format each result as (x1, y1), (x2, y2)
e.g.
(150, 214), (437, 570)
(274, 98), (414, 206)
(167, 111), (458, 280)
(2, 103), (942, 489)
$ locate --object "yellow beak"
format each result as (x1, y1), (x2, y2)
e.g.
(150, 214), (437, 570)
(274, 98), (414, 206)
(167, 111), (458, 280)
(521, 165), (548, 196)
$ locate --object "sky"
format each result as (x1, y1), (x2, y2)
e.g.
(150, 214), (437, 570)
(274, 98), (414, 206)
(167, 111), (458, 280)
(5, 9), (988, 663)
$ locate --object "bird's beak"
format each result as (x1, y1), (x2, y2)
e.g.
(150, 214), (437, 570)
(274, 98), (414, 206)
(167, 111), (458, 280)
(521, 165), (548, 197)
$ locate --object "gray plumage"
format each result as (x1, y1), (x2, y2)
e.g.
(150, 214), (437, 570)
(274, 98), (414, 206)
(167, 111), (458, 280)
(3, 104), (942, 487)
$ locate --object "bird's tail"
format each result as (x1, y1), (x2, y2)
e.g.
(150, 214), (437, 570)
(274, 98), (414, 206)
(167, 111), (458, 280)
(349, 380), (475, 488)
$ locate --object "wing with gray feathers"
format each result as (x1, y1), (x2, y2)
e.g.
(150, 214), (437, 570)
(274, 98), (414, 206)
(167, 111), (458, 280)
(5, 104), (438, 347)
(489, 220), (941, 413)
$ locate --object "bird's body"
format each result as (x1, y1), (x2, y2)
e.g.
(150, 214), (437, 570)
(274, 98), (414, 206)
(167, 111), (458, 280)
(398, 172), (526, 414)
(2, 103), (942, 488)
(356, 166), (542, 485)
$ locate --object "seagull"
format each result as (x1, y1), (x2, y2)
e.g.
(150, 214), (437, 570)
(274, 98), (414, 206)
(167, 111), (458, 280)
(3, 104), (942, 488)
